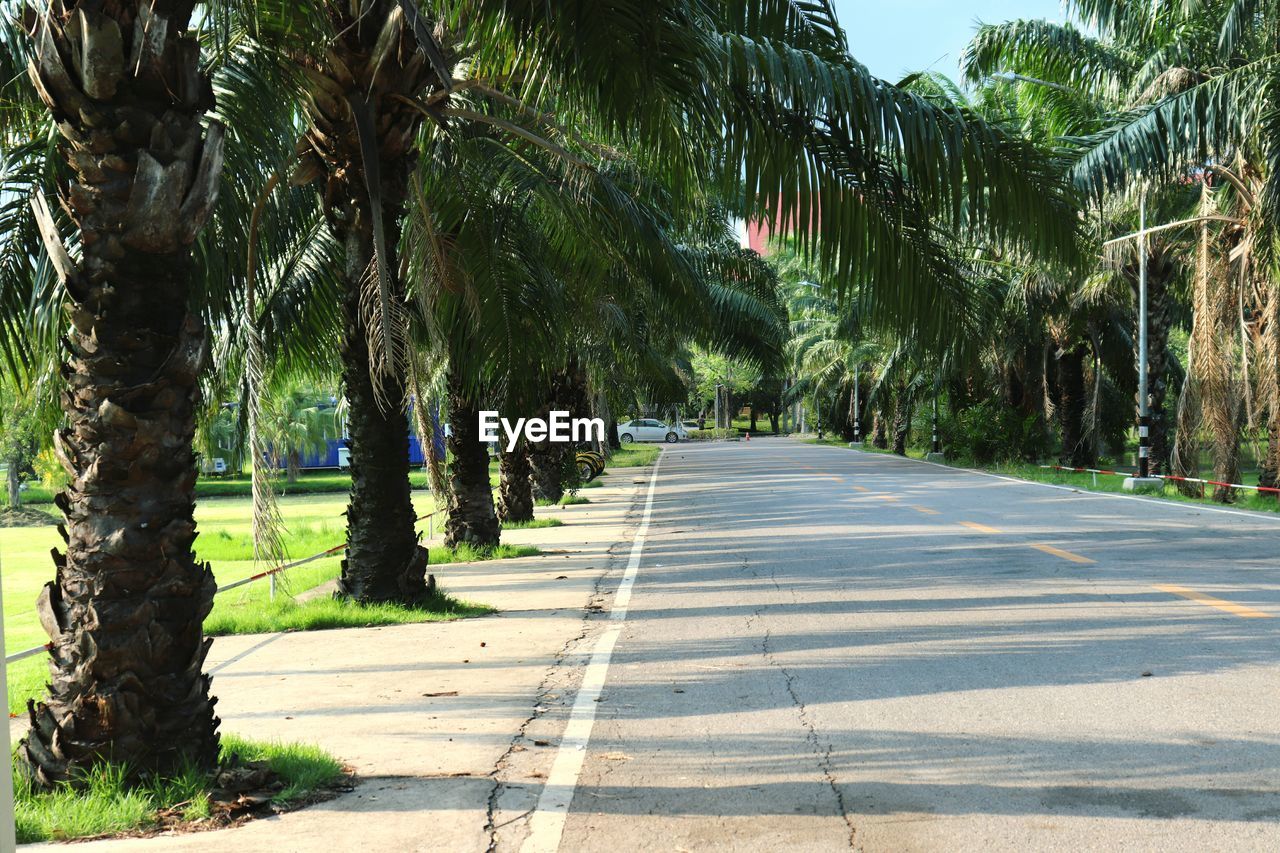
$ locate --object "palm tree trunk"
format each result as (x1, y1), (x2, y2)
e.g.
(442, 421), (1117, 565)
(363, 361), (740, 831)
(892, 385), (911, 456)
(498, 441), (535, 524)
(301, 4), (442, 601)
(444, 379), (500, 549)
(528, 443), (565, 503)
(335, 240), (428, 601)
(1055, 341), (1093, 467)
(872, 409), (888, 449)
(6, 459), (21, 508)
(21, 2), (224, 786)
(287, 450), (300, 484)
(1257, 284), (1280, 495)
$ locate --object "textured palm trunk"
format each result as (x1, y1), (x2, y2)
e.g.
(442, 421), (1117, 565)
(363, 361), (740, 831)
(6, 460), (21, 508)
(21, 2), (224, 786)
(335, 243), (428, 601)
(299, 3), (443, 601)
(444, 383), (500, 549)
(529, 438), (567, 503)
(1056, 341), (1093, 468)
(498, 441), (535, 524)
(872, 410), (888, 448)
(1192, 209), (1243, 503)
(891, 393), (911, 456)
(1257, 285), (1280, 495)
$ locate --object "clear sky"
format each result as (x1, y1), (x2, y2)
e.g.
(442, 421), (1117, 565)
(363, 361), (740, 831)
(831, 0), (1064, 82)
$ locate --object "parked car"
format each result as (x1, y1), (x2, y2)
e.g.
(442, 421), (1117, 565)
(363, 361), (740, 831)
(617, 419), (688, 443)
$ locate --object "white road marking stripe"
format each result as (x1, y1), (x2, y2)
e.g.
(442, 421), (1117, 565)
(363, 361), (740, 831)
(521, 453), (663, 853)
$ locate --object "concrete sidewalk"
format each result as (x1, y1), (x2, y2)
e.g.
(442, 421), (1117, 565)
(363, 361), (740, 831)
(26, 467), (653, 852)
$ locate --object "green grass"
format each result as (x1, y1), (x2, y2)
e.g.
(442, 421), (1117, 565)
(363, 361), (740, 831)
(609, 442), (662, 469)
(429, 542), (541, 563)
(14, 734), (344, 844)
(501, 517), (564, 529)
(204, 589), (495, 637)
(3, 469), (436, 508)
(536, 494), (592, 507)
(985, 460), (1280, 513)
(2, 490), (444, 714)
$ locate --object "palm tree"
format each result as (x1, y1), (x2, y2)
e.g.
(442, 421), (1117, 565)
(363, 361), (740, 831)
(259, 380), (336, 484)
(11, 0), (226, 785)
(497, 439), (534, 524)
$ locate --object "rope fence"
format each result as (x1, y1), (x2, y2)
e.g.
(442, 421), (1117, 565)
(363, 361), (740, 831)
(1039, 465), (1280, 498)
(5, 509), (443, 666)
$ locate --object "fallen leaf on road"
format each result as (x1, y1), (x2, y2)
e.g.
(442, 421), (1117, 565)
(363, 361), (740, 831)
(423, 691), (459, 697)
(600, 752), (632, 761)
(533, 739), (551, 746)
(555, 575), (568, 580)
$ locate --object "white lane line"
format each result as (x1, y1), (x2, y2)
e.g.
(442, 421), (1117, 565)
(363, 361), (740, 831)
(521, 453), (663, 853)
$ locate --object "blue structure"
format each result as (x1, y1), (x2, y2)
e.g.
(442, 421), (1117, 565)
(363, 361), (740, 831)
(287, 434), (426, 470)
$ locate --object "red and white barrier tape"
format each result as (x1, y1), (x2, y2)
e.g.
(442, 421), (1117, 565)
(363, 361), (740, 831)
(5, 509), (442, 665)
(1039, 465), (1280, 496)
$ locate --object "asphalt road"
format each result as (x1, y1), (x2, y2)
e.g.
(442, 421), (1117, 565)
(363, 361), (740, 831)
(551, 438), (1280, 851)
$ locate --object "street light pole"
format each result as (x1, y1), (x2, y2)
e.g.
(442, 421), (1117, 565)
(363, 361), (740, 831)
(932, 394), (941, 455)
(852, 364), (861, 443)
(1138, 192), (1151, 478)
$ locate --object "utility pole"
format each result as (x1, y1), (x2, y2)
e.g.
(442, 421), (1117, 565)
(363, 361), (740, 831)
(932, 395), (941, 454)
(926, 384), (944, 462)
(1137, 191), (1151, 478)
(1118, 189), (1161, 491)
(851, 364), (861, 444)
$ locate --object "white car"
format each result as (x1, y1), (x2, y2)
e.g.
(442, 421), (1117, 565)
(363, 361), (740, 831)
(617, 419), (687, 443)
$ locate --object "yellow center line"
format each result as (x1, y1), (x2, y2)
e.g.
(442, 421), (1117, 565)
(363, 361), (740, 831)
(877, 495), (901, 502)
(1154, 584), (1273, 619)
(911, 505), (939, 515)
(852, 485), (870, 493)
(1029, 543), (1095, 564)
(959, 521), (1001, 534)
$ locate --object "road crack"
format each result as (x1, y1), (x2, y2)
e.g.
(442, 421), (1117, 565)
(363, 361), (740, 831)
(484, 471), (653, 851)
(747, 561), (856, 850)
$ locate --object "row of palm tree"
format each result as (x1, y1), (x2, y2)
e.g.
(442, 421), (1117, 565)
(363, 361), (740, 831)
(784, 0), (1280, 506)
(0, 1), (1078, 788)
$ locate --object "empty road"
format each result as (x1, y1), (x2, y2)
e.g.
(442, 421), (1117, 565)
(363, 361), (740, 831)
(509, 438), (1280, 851)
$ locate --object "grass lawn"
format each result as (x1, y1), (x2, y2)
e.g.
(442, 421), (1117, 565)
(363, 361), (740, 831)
(14, 734), (344, 843)
(204, 589), (495, 637)
(1, 485), (556, 714)
(502, 518), (564, 529)
(609, 442), (662, 469)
